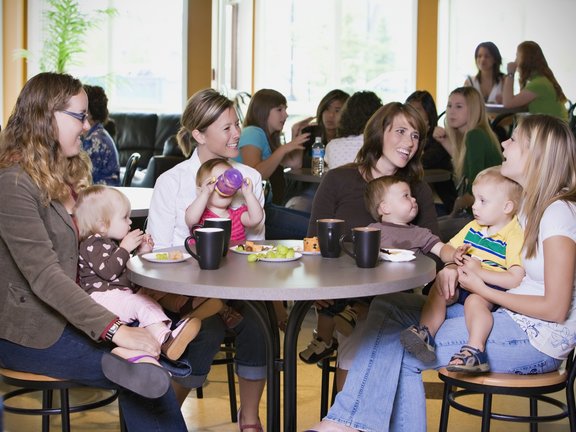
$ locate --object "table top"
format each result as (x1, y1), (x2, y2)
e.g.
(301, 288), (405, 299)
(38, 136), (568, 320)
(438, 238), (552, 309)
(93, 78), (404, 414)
(423, 169), (451, 183)
(127, 243), (436, 301)
(114, 186), (153, 218)
(485, 104), (528, 115)
(284, 167), (323, 184)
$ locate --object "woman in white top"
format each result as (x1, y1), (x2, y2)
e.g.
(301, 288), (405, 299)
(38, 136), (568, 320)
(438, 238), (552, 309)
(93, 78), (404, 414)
(324, 91), (382, 169)
(464, 41), (505, 104)
(308, 114), (576, 432)
(148, 89), (267, 432)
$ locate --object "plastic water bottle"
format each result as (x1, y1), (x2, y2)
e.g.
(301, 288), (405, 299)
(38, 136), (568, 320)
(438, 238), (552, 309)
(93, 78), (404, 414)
(311, 137), (325, 176)
(214, 168), (244, 196)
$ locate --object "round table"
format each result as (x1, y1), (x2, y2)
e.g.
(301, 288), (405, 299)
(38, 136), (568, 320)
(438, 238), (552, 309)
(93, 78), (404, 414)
(127, 244), (436, 432)
(283, 167), (323, 184)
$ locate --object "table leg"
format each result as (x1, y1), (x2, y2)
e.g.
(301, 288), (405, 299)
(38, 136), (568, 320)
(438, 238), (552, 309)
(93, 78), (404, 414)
(283, 300), (314, 432)
(242, 300), (281, 432)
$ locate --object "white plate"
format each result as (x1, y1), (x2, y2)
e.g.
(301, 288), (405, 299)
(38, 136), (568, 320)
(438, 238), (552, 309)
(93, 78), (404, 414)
(278, 240), (321, 256)
(258, 252), (302, 262)
(230, 245), (274, 255)
(141, 252), (192, 263)
(380, 248), (416, 262)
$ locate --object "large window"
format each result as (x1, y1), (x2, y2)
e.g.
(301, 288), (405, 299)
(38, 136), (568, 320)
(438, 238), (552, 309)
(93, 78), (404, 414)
(27, 0), (185, 113)
(437, 0), (575, 110)
(218, 0), (417, 120)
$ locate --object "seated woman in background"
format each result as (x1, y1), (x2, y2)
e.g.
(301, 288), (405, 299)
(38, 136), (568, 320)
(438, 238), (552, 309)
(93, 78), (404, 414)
(324, 90), (382, 170)
(433, 87), (502, 240)
(503, 40), (568, 120)
(464, 41), (505, 104)
(236, 88), (311, 239)
(82, 85), (121, 185)
(406, 90), (457, 215)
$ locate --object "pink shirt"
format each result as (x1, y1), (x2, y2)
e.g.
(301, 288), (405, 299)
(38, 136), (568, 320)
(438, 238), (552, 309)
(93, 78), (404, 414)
(197, 206), (248, 245)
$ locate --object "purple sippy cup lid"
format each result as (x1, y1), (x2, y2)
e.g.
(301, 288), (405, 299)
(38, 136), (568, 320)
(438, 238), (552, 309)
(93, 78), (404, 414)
(215, 168), (244, 197)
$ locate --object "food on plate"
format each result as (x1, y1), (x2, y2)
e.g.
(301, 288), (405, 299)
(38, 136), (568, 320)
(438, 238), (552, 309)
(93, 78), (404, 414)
(237, 241), (269, 252)
(247, 245), (296, 262)
(154, 250), (183, 261)
(303, 237), (319, 252)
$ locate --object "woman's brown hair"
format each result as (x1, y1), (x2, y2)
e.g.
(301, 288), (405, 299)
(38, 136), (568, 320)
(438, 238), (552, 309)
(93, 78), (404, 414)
(243, 89), (287, 151)
(0, 72), (91, 205)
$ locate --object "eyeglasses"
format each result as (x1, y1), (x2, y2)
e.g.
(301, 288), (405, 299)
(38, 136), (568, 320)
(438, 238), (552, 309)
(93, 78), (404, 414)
(60, 110), (88, 123)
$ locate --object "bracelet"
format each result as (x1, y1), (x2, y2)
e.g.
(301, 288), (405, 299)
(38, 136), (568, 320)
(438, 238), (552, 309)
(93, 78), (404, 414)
(104, 319), (123, 342)
(506, 73), (514, 78)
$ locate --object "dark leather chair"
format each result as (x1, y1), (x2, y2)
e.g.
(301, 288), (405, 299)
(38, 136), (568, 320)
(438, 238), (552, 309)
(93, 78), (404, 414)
(121, 152), (141, 187)
(131, 155), (185, 188)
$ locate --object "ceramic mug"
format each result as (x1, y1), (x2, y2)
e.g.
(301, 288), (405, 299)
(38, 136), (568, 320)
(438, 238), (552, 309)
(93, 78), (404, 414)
(317, 218), (345, 258)
(340, 227), (381, 268)
(184, 227), (225, 270)
(191, 218), (232, 256)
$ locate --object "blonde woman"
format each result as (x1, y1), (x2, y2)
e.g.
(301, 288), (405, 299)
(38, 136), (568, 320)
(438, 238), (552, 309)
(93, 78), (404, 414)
(308, 114), (576, 432)
(434, 86), (502, 239)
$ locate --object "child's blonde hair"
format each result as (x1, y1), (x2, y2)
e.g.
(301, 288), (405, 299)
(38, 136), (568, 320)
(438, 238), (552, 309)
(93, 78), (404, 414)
(196, 158), (233, 187)
(473, 166), (522, 213)
(74, 185), (131, 240)
(364, 175), (409, 221)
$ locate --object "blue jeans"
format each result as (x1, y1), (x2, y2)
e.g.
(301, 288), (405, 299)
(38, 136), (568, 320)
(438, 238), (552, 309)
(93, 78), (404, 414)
(264, 203), (310, 240)
(0, 326), (187, 431)
(325, 292), (562, 432)
(171, 303), (267, 388)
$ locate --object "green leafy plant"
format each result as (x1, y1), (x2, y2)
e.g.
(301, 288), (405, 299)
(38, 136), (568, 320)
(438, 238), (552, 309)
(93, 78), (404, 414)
(18, 0), (116, 73)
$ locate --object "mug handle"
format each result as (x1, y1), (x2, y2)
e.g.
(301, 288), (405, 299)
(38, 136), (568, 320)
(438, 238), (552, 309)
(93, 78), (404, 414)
(339, 234), (355, 259)
(190, 223), (203, 233)
(184, 235), (200, 262)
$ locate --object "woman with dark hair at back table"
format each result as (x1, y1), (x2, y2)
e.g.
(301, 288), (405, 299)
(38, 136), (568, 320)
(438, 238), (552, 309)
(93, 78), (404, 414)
(406, 90), (457, 214)
(235, 88), (312, 239)
(464, 41), (505, 104)
(82, 85), (121, 185)
(503, 40), (568, 121)
(324, 90), (382, 170)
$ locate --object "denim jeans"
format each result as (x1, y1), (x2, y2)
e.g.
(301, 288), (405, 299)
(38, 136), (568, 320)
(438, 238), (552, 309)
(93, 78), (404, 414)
(172, 303), (267, 388)
(0, 326), (187, 431)
(325, 292), (562, 432)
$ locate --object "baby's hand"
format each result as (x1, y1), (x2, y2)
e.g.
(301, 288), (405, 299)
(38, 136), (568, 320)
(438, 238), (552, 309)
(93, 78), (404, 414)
(137, 234), (154, 254)
(240, 177), (253, 195)
(453, 245), (469, 265)
(120, 229), (145, 253)
(198, 176), (217, 196)
(461, 254), (482, 273)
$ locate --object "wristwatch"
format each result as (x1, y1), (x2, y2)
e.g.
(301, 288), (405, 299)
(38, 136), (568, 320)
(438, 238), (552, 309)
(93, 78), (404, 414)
(506, 72), (514, 78)
(104, 319), (123, 342)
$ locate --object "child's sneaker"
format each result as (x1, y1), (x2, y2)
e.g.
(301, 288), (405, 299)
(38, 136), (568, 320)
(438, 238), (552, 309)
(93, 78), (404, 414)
(333, 306), (358, 337)
(298, 335), (337, 364)
(162, 317), (201, 361)
(184, 298), (224, 321)
(399, 324), (436, 363)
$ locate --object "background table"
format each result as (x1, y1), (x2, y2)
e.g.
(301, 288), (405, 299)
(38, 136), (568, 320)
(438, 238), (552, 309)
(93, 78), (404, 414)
(113, 186), (153, 218)
(127, 244), (436, 431)
(283, 167), (323, 184)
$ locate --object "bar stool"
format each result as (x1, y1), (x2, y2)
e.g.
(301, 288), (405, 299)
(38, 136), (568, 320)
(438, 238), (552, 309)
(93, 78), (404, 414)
(0, 368), (124, 432)
(318, 355), (338, 419)
(438, 349), (576, 432)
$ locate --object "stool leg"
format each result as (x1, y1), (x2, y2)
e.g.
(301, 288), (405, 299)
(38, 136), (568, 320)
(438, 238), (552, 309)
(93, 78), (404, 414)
(438, 384), (451, 432)
(529, 396), (538, 432)
(319, 358), (330, 419)
(481, 393), (492, 432)
(60, 389), (71, 432)
(226, 349), (238, 423)
(195, 386), (204, 399)
(42, 389), (53, 432)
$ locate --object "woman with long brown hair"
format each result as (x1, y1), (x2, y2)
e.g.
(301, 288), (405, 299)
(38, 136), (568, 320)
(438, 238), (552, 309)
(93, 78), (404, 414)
(503, 40), (568, 120)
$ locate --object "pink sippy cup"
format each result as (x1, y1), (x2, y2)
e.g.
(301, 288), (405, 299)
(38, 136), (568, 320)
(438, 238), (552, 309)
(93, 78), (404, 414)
(214, 168), (244, 197)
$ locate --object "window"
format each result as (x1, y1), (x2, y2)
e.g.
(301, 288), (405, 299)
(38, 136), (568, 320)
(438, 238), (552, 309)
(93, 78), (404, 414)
(217, 0), (417, 121)
(437, 0), (575, 110)
(26, 0), (185, 113)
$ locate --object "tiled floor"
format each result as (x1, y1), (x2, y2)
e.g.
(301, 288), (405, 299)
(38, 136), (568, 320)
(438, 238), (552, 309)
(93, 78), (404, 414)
(1, 309), (571, 431)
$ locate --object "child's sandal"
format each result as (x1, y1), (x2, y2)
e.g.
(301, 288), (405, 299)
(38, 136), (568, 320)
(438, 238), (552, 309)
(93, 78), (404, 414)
(445, 344), (490, 373)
